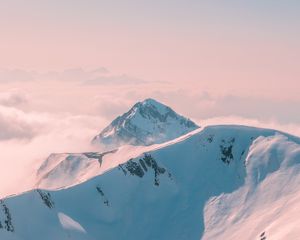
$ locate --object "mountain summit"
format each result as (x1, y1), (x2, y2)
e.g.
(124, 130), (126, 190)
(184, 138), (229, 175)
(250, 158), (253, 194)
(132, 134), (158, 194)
(92, 98), (199, 148)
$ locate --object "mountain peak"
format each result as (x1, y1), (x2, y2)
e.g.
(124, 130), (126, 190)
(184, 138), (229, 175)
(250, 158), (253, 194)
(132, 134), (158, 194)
(92, 98), (199, 148)
(141, 98), (158, 104)
(140, 98), (164, 107)
(129, 98), (174, 118)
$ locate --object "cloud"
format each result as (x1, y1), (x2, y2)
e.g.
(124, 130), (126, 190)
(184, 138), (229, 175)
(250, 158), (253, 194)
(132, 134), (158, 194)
(84, 74), (146, 85)
(0, 107), (106, 197)
(0, 67), (299, 199)
(0, 67), (146, 85)
(44, 68), (101, 82)
(93, 96), (130, 120)
(206, 95), (300, 124)
(0, 106), (43, 141)
(0, 69), (37, 82)
(134, 89), (300, 126)
(0, 89), (28, 107)
(47, 68), (146, 85)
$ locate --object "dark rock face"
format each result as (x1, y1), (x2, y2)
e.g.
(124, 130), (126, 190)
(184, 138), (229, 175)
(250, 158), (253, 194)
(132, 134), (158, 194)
(143, 154), (166, 186)
(83, 149), (117, 166)
(118, 154), (171, 186)
(260, 231), (267, 240)
(0, 200), (14, 232)
(220, 138), (235, 164)
(139, 159), (148, 172)
(96, 186), (109, 206)
(120, 160), (145, 178)
(37, 190), (55, 209)
(206, 134), (214, 143)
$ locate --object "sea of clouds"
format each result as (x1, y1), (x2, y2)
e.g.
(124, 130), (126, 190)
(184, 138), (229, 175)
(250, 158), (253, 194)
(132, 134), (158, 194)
(0, 67), (299, 197)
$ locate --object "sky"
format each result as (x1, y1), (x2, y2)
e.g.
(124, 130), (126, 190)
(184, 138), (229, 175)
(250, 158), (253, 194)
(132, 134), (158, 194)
(0, 0), (300, 196)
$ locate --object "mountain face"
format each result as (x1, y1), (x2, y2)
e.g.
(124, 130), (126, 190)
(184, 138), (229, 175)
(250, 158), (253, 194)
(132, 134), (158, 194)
(36, 98), (198, 190)
(92, 98), (199, 149)
(1, 126), (300, 240)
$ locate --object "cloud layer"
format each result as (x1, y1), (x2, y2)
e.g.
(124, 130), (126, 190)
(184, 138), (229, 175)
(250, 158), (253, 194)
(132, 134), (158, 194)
(0, 67), (299, 198)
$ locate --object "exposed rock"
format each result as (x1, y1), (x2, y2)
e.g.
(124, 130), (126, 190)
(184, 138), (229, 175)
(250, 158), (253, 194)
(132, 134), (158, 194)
(0, 200), (14, 232)
(36, 190), (55, 209)
(220, 138), (235, 164)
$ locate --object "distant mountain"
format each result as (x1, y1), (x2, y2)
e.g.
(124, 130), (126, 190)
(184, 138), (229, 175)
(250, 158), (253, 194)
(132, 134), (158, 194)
(92, 98), (199, 149)
(35, 99), (199, 190)
(2, 126), (300, 239)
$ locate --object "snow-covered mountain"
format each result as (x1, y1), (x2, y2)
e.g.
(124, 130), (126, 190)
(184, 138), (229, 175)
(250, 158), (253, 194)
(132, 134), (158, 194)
(1, 125), (300, 239)
(92, 98), (199, 149)
(35, 98), (199, 190)
(35, 130), (199, 190)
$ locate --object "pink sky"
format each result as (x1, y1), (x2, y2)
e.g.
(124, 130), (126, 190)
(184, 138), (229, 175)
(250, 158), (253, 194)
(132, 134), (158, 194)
(0, 1), (299, 99)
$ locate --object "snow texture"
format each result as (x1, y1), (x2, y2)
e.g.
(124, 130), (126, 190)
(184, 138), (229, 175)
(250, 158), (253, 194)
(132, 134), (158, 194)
(1, 125), (300, 239)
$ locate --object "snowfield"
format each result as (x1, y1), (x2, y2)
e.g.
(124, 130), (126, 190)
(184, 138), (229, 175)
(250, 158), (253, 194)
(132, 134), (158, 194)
(1, 125), (300, 239)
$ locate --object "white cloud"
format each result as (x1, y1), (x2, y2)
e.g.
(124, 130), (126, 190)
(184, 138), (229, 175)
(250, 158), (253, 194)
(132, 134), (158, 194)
(0, 106), (44, 140)
(0, 105), (106, 197)
(0, 89), (28, 107)
(0, 67), (299, 199)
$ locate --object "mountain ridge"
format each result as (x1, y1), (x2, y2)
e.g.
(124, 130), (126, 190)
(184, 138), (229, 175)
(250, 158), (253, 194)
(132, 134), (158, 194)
(1, 125), (300, 239)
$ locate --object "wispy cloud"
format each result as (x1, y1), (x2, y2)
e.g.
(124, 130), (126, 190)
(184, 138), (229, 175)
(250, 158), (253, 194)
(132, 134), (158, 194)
(0, 69), (37, 82)
(139, 90), (300, 125)
(84, 74), (146, 85)
(0, 67), (299, 198)
(0, 67), (147, 85)
(0, 105), (44, 141)
(0, 106), (106, 197)
(0, 89), (28, 107)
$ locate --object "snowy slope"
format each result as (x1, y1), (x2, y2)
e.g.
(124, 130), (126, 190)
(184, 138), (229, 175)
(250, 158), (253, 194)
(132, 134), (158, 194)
(92, 98), (199, 149)
(36, 150), (116, 189)
(202, 133), (300, 239)
(1, 125), (300, 239)
(36, 129), (200, 190)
